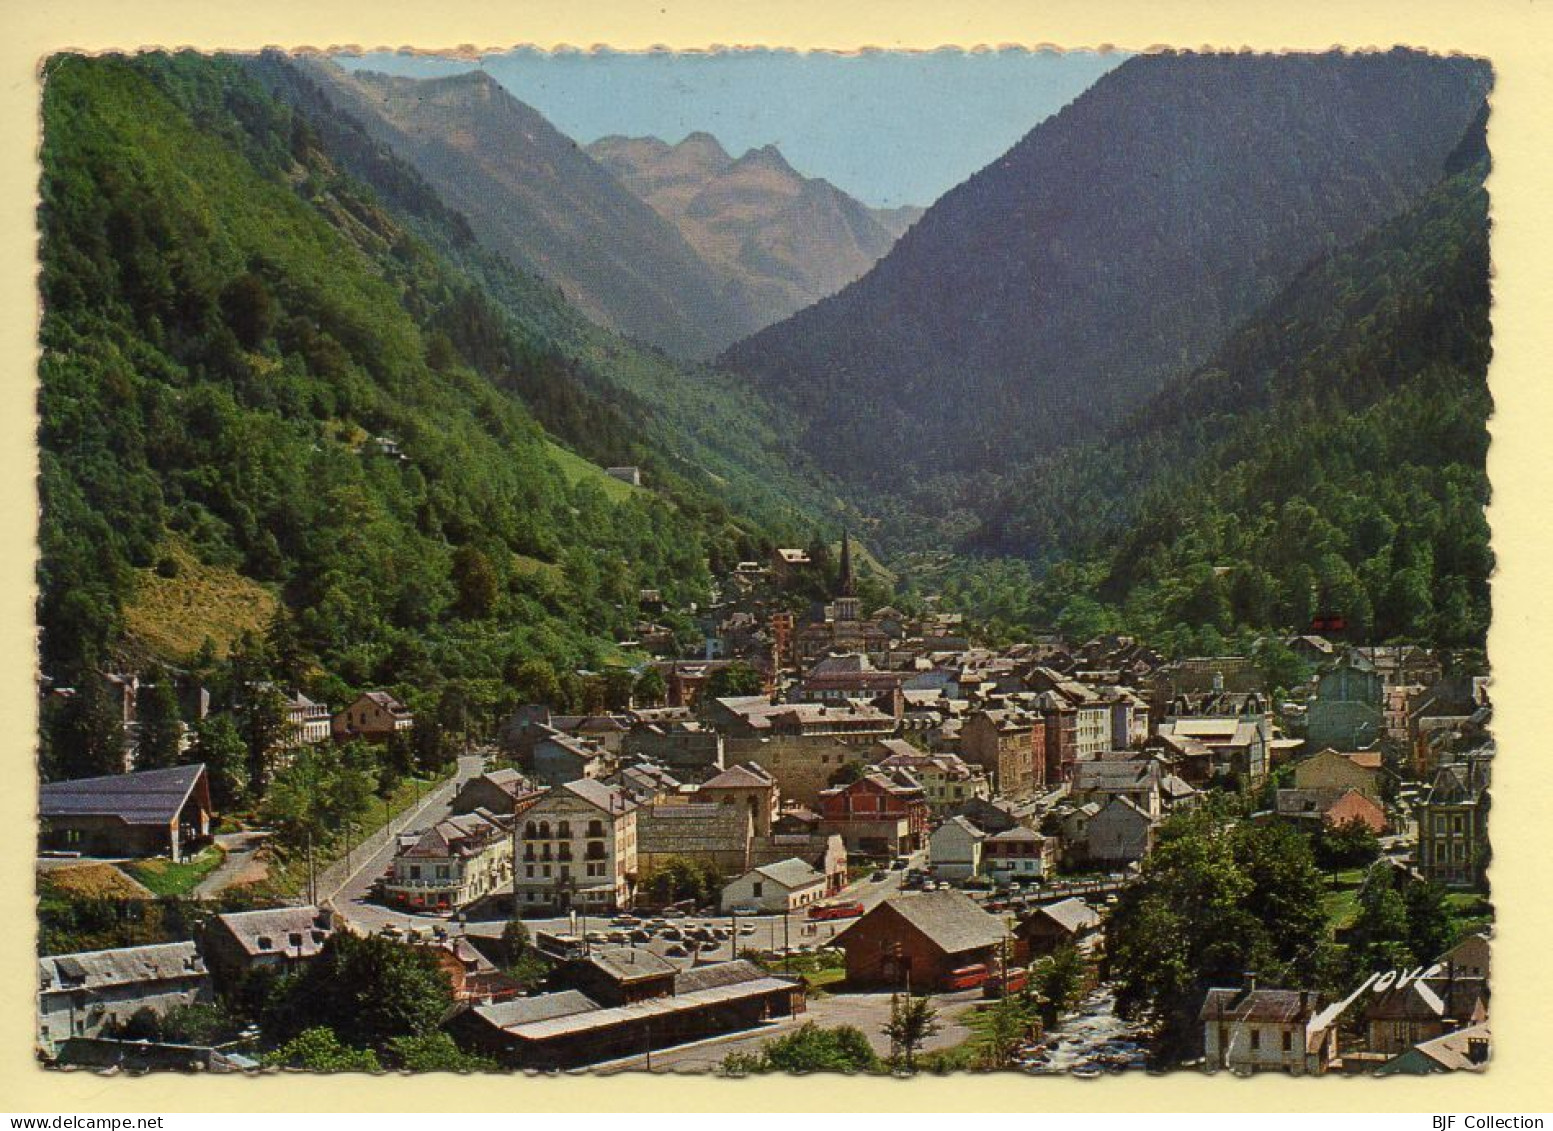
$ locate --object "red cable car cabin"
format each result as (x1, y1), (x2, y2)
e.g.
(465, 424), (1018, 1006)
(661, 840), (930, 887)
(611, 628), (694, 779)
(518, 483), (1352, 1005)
(808, 900), (866, 922)
(944, 963), (989, 991)
(983, 966), (1029, 999)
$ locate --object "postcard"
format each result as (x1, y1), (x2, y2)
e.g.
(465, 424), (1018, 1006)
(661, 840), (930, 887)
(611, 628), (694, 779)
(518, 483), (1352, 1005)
(14, 4), (1551, 1112)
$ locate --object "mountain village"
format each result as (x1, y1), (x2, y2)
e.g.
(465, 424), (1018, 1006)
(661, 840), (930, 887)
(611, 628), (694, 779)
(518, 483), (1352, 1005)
(35, 538), (1491, 1076)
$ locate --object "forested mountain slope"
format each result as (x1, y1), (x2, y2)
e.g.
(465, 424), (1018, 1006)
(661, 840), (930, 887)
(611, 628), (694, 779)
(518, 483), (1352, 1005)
(245, 51), (848, 537)
(275, 58), (757, 359)
(721, 50), (1491, 501)
(36, 53), (801, 698)
(945, 121), (1492, 652)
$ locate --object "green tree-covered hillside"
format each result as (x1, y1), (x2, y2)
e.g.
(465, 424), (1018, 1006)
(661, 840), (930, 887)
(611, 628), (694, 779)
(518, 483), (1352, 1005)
(36, 53), (788, 695)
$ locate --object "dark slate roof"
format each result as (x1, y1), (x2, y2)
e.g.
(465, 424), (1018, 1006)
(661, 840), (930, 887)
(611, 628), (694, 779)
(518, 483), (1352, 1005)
(1200, 987), (1320, 1023)
(474, 990), (601, 1031)
(1024, 897), (1101, 935)
(212, 906), (335, 959)
(40, 941), (205, 993)
(39, 764), (206, 826)
(573, 946), (677, 984)
(699, 763), (777, 790)
(559, 778), (637, 814)
(671, 959), (767, 995)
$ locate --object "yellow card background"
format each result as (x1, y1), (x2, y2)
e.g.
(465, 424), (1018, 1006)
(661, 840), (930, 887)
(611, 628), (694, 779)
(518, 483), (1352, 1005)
(2, 0), (1549, 1112)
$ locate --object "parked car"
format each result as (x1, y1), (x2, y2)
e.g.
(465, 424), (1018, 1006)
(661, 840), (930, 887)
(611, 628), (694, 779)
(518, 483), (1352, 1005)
(729, 905), (761, 917)
(664, 944), (688, 958)
(630, 928), (651, 943)
(659, 927), (682, 941)
(870, 870), (887, 882)
(611, 915), (642, 928)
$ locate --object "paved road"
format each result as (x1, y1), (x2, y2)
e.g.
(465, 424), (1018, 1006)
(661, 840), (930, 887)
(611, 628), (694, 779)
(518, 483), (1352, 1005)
(193, 831), (270, 899)
(323, 752), (487, 929)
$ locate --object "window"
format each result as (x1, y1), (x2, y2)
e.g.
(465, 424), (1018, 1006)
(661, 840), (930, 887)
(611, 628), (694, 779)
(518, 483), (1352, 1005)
(526, 865), (534, 878)
(436, 866), (450, 878)
(542, 865), (551, 878)
(409, 866), (421, 879)
(587, 820), (605, 838)
(558, 844), (572, 862)
(1250, 1029), (1261, 1050)
(558, 821), (572, 839)
(560, 865), (571, 878)
(753, 882), (764, 897)
(1282, 1031), (1293, 1052)
(524, 822), (538, 839)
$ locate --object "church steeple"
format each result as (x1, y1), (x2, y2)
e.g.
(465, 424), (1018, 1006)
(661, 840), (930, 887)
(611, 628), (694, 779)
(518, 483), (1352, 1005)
(838, 527), (856, 598)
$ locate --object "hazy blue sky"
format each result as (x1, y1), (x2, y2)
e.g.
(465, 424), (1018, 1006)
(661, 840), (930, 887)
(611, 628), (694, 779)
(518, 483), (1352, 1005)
(336, 48), (1125, 208)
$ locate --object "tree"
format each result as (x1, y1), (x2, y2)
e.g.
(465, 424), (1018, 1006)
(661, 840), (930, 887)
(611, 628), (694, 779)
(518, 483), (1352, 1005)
(827, 760), (868, 788)
(386, 1032), (495, 1072)
(601, 667), (636, 711)
(231, 673), (288, 796)
(722, 1023), (881, 1075)
(1403, 879), (1460, 966)
(1314, 817), (1382, 871)
(260, 743), (377, 852)
(51, 667), (124, 780)
(188, 713), (248, 808)
(262, 1026), (381, 1071)
(1104, 809), (1330, 1062)
(508, 658), (563, 708)
(1348, 867), (1415, 972)
(704, 662), (764, 699)
(1253, 638), (1310, 697)
(264, 932), (452, 1050)
(159, 1001), (238, 1046)
(451, 545), (498, 619)
(1034, 945), (1088, 1024)
(498, 918), (531, 967)
(264, 607), (311, 688)
(632, 666), (667, 707)
(219, 271), (276, 350)
(133, 663), (184, 770)
(411, 712), (449, 775)
(883, 993), (941, 1072)
(642, 855), (719, 907)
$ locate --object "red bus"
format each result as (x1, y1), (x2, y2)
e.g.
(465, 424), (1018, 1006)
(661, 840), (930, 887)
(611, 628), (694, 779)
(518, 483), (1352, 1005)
(807, 900), (865, 922)
(944, 963), (989, 991)
(983, 966), (1029, 999)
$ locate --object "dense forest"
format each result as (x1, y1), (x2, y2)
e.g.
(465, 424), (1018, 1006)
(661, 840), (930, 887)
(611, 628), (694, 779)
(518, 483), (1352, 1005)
(36, 53), (812, 711)
(941, 118), (1492, 653)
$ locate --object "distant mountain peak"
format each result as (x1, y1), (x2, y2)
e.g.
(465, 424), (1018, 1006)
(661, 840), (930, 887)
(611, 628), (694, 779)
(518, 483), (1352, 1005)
(677, 131), (731, 161)
(734, 143), (797, 177)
